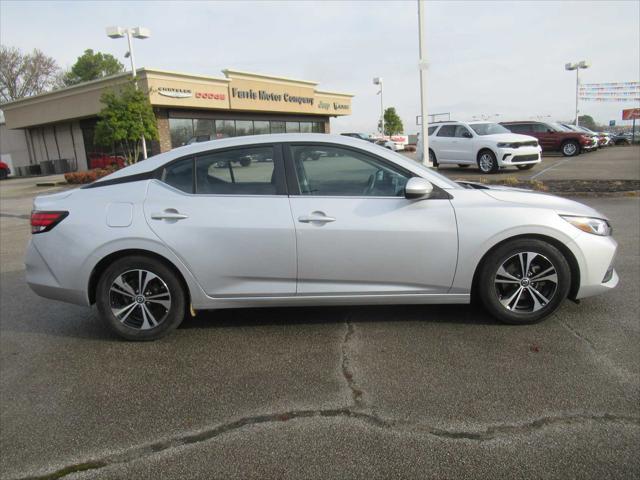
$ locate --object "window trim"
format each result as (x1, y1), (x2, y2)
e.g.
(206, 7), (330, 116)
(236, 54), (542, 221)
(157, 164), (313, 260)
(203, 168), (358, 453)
(155, 143), (288, 196)
(282, 142), (450, 199)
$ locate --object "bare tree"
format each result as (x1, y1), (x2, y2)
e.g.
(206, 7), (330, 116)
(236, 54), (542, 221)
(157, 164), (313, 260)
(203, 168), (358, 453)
(0, 45), (60, 103)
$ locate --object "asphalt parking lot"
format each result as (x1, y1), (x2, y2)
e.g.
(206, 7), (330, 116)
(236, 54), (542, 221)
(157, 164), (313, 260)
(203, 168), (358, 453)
(1, 154), (639, 479)
(405, 145), (640, 181)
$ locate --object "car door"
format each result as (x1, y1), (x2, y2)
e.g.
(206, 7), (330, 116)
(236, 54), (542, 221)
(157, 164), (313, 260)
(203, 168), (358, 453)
(144, 144), (297, 297)
(285, 143), (458, 295)
(452, 125), (475, 163)
(431, 124), (457, 163)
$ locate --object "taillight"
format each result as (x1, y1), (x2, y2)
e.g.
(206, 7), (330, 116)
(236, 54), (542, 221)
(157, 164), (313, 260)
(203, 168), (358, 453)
(30, 211), (69, 234)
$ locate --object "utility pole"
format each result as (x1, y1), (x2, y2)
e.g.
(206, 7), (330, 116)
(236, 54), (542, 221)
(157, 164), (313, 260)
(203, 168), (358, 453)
(373, 77), (384, 136)
(418, 0), (430, 166)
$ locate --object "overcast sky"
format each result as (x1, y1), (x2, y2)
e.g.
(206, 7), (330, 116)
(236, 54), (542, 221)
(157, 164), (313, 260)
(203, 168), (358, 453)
(1, 0), (639, 133)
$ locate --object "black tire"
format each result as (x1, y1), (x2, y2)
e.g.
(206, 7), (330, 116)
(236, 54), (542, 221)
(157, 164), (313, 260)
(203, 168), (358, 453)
(477, 150), (499, 174)
(477, 239), (571, 325)
(96, 255), (186, 341)
(0, 169), (7, 180)
(561, 140), (580, 157)
(516, 164), (535, 170)
(457, 164), (470, 168)
(428, 149), (438, 167)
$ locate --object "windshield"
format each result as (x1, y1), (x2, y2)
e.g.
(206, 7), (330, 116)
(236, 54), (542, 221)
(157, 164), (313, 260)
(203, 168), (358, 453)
(469, 123), (510, 136)
(562, 124), (581, 132)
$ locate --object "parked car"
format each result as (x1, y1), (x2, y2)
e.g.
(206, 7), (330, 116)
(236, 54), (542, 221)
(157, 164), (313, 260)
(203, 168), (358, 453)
(611, 132), (634, 145)
(578, 127), (612, 147)
(420, 121), (541, 173)
(374, 139), (402, 151)
(26, 134), (618, 340)
(0, 161), (10, 179)
(341, 133), (375, 142)
(501, 121), (592, 157)
(560, 124), (599, 151)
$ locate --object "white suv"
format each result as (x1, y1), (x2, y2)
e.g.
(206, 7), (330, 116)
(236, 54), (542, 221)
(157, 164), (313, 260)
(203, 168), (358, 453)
(419, 121), (542, 173)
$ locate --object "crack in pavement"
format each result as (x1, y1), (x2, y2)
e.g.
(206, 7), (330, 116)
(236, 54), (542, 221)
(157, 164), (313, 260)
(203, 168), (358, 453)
(341, 314), (365, 409)
(16, 410), (639, 480)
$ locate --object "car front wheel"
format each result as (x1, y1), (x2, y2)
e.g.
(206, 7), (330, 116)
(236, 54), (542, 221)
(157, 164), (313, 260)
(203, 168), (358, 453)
(477, 150), (498, 174)
(478, 239), (571, 324)
(96, 255), (186, 341)
(561, 140), (580, 157)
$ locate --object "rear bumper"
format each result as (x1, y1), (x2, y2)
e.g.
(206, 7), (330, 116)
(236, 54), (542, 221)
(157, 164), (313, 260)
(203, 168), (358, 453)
(25, 239), (88, 306)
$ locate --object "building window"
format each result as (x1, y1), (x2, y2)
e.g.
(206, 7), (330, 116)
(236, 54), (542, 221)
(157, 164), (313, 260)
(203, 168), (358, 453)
(300, 122), (312, 133)
(215, 120), (235, 138)
(271, 121), (285, 134)
(286, 121), (300, 133)
(194, 119), (215, 138)
(312, 122), (325, 133)
(235, 120), (254, 136)
(254, 121), (270, 135)
(170, 118), (194, 147)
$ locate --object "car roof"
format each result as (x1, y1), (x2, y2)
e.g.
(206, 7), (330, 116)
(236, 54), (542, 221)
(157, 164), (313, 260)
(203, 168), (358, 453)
(93, 133), (426, 184)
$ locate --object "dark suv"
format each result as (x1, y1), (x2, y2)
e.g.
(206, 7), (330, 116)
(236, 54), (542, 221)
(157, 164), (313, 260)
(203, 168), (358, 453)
(500, 121), (592, 157)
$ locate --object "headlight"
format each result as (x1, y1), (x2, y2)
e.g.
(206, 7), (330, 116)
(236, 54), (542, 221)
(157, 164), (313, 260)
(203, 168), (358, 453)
(561, 215), (612, 236)
(497, 142), (513, 148)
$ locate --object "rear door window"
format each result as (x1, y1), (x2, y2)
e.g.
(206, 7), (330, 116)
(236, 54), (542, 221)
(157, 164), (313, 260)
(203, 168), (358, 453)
(436, 125), (456, 137)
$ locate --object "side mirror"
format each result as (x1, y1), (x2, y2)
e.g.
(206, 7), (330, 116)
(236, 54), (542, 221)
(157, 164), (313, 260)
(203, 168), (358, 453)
(462, 131), (473, 139)
(405, 177), (433, 199)
(547, 129), (555, 133)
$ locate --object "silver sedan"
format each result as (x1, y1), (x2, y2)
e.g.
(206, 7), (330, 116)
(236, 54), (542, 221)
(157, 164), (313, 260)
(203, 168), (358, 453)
(26, 134), (618, 340)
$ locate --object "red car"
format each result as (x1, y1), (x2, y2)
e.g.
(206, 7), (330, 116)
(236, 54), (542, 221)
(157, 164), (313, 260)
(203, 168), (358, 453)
(0, 161), (10, 179)
(87, 153), (126, 170)
(501, 121), (592, 157)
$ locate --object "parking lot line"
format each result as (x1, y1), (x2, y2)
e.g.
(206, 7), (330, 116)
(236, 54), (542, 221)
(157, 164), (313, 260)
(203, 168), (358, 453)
(529, 157), (574, 180)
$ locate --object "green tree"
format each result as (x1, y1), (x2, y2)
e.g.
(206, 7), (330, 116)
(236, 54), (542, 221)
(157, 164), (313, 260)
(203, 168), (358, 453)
(382, 107), (403, 136)
(578, 115), (597, 130)
(63, 49), (124, 86)
(94, 81), (158, 164)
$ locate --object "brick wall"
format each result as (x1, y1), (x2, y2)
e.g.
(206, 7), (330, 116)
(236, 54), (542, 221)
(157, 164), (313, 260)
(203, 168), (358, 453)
(152, 108), (172, 155)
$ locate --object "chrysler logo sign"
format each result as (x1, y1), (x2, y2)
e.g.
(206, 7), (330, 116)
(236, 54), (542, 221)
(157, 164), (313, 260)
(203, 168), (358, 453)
(157, 87), (192, 98)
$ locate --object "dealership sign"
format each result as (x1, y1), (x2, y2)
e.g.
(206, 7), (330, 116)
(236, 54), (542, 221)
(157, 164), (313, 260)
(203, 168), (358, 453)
(622, 108), (640, 120)
(157, 87), (192, 98)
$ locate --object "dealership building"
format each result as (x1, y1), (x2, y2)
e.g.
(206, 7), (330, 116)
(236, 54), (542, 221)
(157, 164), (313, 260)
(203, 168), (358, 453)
(0, 68), (353, 175)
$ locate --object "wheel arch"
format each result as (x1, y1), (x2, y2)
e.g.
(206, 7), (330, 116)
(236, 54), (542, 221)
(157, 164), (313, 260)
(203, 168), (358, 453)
(476, 147), (496, 161)
(470, 233), (581, 303)
(88, 248), (192, 307)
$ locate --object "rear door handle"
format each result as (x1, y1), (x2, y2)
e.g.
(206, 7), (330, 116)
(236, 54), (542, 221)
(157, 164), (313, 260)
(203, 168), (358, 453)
(151, 210), (189, 220)
(298, 211), (336, 224)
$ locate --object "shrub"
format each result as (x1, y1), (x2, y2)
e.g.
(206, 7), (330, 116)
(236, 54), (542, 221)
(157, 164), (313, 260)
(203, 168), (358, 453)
(64, 164), (120, 184)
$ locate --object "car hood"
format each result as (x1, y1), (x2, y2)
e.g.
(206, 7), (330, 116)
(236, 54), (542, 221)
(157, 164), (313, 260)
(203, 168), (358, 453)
(465, 183), (607, 219)
(481, 133), (538, 143)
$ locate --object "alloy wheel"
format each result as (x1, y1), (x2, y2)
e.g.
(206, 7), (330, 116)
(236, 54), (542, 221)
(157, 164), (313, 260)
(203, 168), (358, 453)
(563, 142), (577, 156)
(494, 252), (558, 313)
(479, 153), (494, 172)
(109, 269), (172, 330)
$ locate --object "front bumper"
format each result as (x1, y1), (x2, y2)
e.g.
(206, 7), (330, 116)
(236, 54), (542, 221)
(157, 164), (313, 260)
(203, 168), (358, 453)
(571, 232), (619, 299)
(497, 146), (542, 167)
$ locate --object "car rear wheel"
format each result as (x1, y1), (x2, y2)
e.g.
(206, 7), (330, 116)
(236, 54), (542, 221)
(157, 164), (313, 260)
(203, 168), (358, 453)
(477, 150), (498, 174)
(516, 164), (535, 170)
(0, 169), (8, 180)
(478, 239), (571, 325)
(96, 255), (186, 341)
(561, 140), (580, 157)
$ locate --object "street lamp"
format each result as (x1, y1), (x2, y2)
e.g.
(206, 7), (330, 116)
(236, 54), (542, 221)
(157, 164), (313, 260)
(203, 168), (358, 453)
(106, 26), (151, 159)
(373, 77), (384, 136)
(417, 0), (430, 166)
(565, 60), (590, 126)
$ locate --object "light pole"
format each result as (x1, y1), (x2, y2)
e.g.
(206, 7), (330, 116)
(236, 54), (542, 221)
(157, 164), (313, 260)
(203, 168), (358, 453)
(373, 77), (384, 136)
(565, 60), (590, 126)
(106, 26), (151, 159)
(417, 0), (430, 166)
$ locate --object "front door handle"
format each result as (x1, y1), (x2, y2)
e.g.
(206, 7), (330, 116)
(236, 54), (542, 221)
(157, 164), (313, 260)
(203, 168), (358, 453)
(298, 211), (336, 224)
(151, 210), (189, 221)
